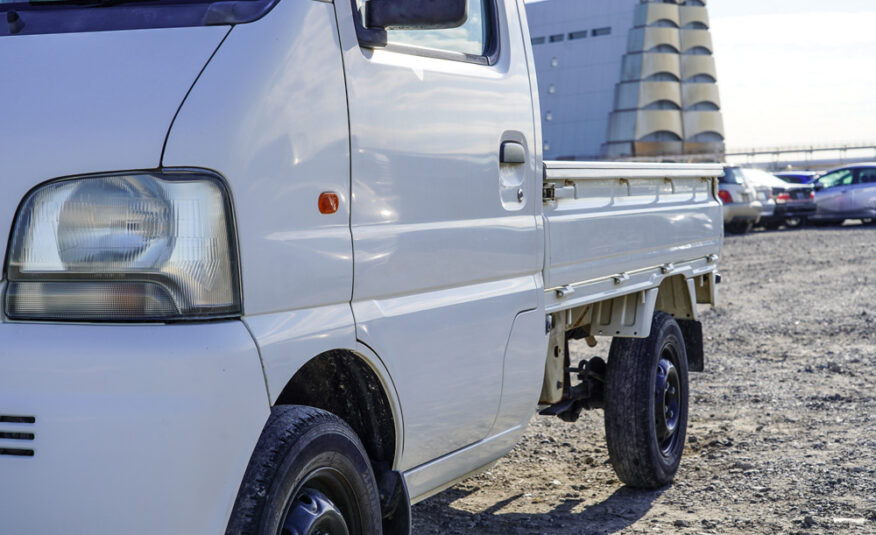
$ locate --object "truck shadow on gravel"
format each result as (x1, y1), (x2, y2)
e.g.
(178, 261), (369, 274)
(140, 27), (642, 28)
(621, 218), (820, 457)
(414, 485), (666, 534)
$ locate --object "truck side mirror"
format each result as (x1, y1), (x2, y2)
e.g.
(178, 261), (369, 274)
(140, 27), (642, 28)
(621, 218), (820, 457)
(365, 0), (467, 30)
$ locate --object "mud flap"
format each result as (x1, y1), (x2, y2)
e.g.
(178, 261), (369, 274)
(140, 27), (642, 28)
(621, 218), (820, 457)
(677, 319), (704, 372)
(377, 467), (411, 535)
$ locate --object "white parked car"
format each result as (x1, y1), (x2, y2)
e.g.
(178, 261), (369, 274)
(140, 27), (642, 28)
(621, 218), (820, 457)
(719, 166), (764, 234)
(0, 1), (723, 533)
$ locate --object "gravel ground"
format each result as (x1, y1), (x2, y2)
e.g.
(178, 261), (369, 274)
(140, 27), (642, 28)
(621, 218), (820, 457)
(414, 224), (876, 534)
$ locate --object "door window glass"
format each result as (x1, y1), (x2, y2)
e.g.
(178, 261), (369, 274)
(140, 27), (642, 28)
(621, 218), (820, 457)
(818, 169), (854, 189)
(855, 168), (876, 184)
(367, 0), (490, 56)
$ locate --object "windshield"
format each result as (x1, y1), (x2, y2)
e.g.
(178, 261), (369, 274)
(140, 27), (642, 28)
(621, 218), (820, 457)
(720, 168), (745, 185)
(0, 0), (213, 7)
(0, 0), (273, 34)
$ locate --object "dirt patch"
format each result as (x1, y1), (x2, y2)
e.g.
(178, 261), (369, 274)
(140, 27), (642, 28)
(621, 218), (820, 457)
(413, 224), (876, 534)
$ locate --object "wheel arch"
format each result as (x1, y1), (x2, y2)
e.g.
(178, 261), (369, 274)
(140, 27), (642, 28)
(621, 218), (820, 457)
(654, 275), (705, 372)
(274, 347), (403, 471)
(654, 274), (697, 321)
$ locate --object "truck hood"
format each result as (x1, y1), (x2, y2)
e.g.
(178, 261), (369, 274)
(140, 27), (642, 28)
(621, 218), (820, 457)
(0, 26), (228, 279)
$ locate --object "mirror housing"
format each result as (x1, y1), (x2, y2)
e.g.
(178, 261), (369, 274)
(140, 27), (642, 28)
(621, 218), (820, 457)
(813, 182), (825, 191)
(365, 0), (468, 30)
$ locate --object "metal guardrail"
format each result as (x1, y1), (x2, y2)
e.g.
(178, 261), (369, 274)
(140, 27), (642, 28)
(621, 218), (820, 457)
(725, 143), (876, 171)
(579, 142), (876, 171)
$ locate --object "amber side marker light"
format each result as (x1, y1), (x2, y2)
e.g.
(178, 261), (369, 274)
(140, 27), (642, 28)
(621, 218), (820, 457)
(319, 192), (340, 214)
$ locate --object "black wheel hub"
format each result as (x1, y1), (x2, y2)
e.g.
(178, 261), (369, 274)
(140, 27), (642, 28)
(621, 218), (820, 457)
(654, 355), (681, 455)
(281, 468), (356, 535)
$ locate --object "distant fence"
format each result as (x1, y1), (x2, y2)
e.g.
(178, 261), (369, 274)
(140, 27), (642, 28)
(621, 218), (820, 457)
(589, 142), (876, 171)
(724, 143), (876, 171)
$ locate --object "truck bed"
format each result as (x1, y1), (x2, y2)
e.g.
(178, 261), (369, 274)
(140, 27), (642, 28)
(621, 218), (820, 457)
(542, 161), (723, 314)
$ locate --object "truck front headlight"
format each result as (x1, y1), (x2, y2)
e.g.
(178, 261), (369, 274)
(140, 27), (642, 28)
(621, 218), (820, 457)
(5, 171), (240, 321)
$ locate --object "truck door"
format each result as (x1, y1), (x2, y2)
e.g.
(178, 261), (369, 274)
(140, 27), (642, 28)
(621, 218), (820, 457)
(335, 0), (541, 470)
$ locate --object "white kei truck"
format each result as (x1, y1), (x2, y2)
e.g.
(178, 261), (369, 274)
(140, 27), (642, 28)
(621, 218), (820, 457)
(0, 0), (723, 533)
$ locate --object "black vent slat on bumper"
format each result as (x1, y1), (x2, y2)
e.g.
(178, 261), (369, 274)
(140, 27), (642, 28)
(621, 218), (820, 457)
(0, 448), (34, 457)
(0, 415), (36, 457)
(0, 431), (35, 440)
(0, 415), (35, 424)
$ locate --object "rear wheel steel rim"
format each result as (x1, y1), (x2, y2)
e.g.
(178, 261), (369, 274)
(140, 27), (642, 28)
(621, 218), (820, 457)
(280, 468), (358, 535)
(654, 344), (682, 456)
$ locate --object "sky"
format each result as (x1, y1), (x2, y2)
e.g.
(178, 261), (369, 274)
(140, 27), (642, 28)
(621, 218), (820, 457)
(708, 0), (876, 149)
(524, 0), (876, 150)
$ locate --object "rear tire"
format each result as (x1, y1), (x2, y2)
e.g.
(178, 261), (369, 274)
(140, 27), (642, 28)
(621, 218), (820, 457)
(725, 221), (753, 234)
(226, 406), (382, 535)
(604, 312), (689, 488)
(785, 217), (805, 229)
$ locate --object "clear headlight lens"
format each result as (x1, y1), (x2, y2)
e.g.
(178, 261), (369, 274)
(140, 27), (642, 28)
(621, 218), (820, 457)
(5, 171), (240, 321)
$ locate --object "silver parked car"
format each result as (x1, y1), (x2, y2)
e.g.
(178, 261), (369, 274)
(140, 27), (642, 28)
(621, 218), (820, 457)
(811, 164), (876, 225)
(719, 167), (765, 234)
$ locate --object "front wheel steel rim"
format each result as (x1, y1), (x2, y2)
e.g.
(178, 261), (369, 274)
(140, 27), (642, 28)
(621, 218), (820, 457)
(281, 468), (357, 535)
(654, 347), (682, 456)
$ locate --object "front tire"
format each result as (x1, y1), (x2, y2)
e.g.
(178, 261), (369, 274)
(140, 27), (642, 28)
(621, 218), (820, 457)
(604, 312), (689, 488)
(226, 406), (382, 535)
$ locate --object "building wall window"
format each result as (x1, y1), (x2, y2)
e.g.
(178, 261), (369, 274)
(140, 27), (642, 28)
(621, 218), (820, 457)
(549, 34), (565, 43)
(648, 44), (680, 53)
(687, 74), (717, 83)
(688, 102), (720, 111)
(684, 22), (709, 30)
(644, 100), (682, 111)
(531, 36), (546, 45)
(592, 27), (612, 37)
(568, 30), (588, 40)
(645, 72), (681, 82)
(685, 46), (712, 56)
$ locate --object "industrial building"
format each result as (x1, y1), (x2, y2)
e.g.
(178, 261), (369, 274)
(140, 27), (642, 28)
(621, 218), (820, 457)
(526, 0), (725, 160)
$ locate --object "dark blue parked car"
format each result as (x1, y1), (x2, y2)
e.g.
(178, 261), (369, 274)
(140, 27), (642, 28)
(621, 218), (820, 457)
(774, 171), (819, 185)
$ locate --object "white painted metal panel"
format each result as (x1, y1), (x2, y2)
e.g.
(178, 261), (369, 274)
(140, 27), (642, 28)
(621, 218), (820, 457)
(543, 161), (723, 292)
(489, 307), (549, 433)
(405, 424), (526, 504)
(0, 26), (228, 276)
(163, 0), (352, 316)
(336, 0), (542, 470)
(244, 304), (358, 403)
(0, 320), (268, 535)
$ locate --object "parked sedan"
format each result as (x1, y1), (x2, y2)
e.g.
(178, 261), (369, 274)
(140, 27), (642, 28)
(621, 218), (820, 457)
(740, 168), (816, 229)
(811, 164), (876, 225)
(719, 167), (763, 234)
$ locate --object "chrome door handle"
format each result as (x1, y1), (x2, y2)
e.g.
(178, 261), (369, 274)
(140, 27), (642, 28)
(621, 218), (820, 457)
(500, 141), (526, 164)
